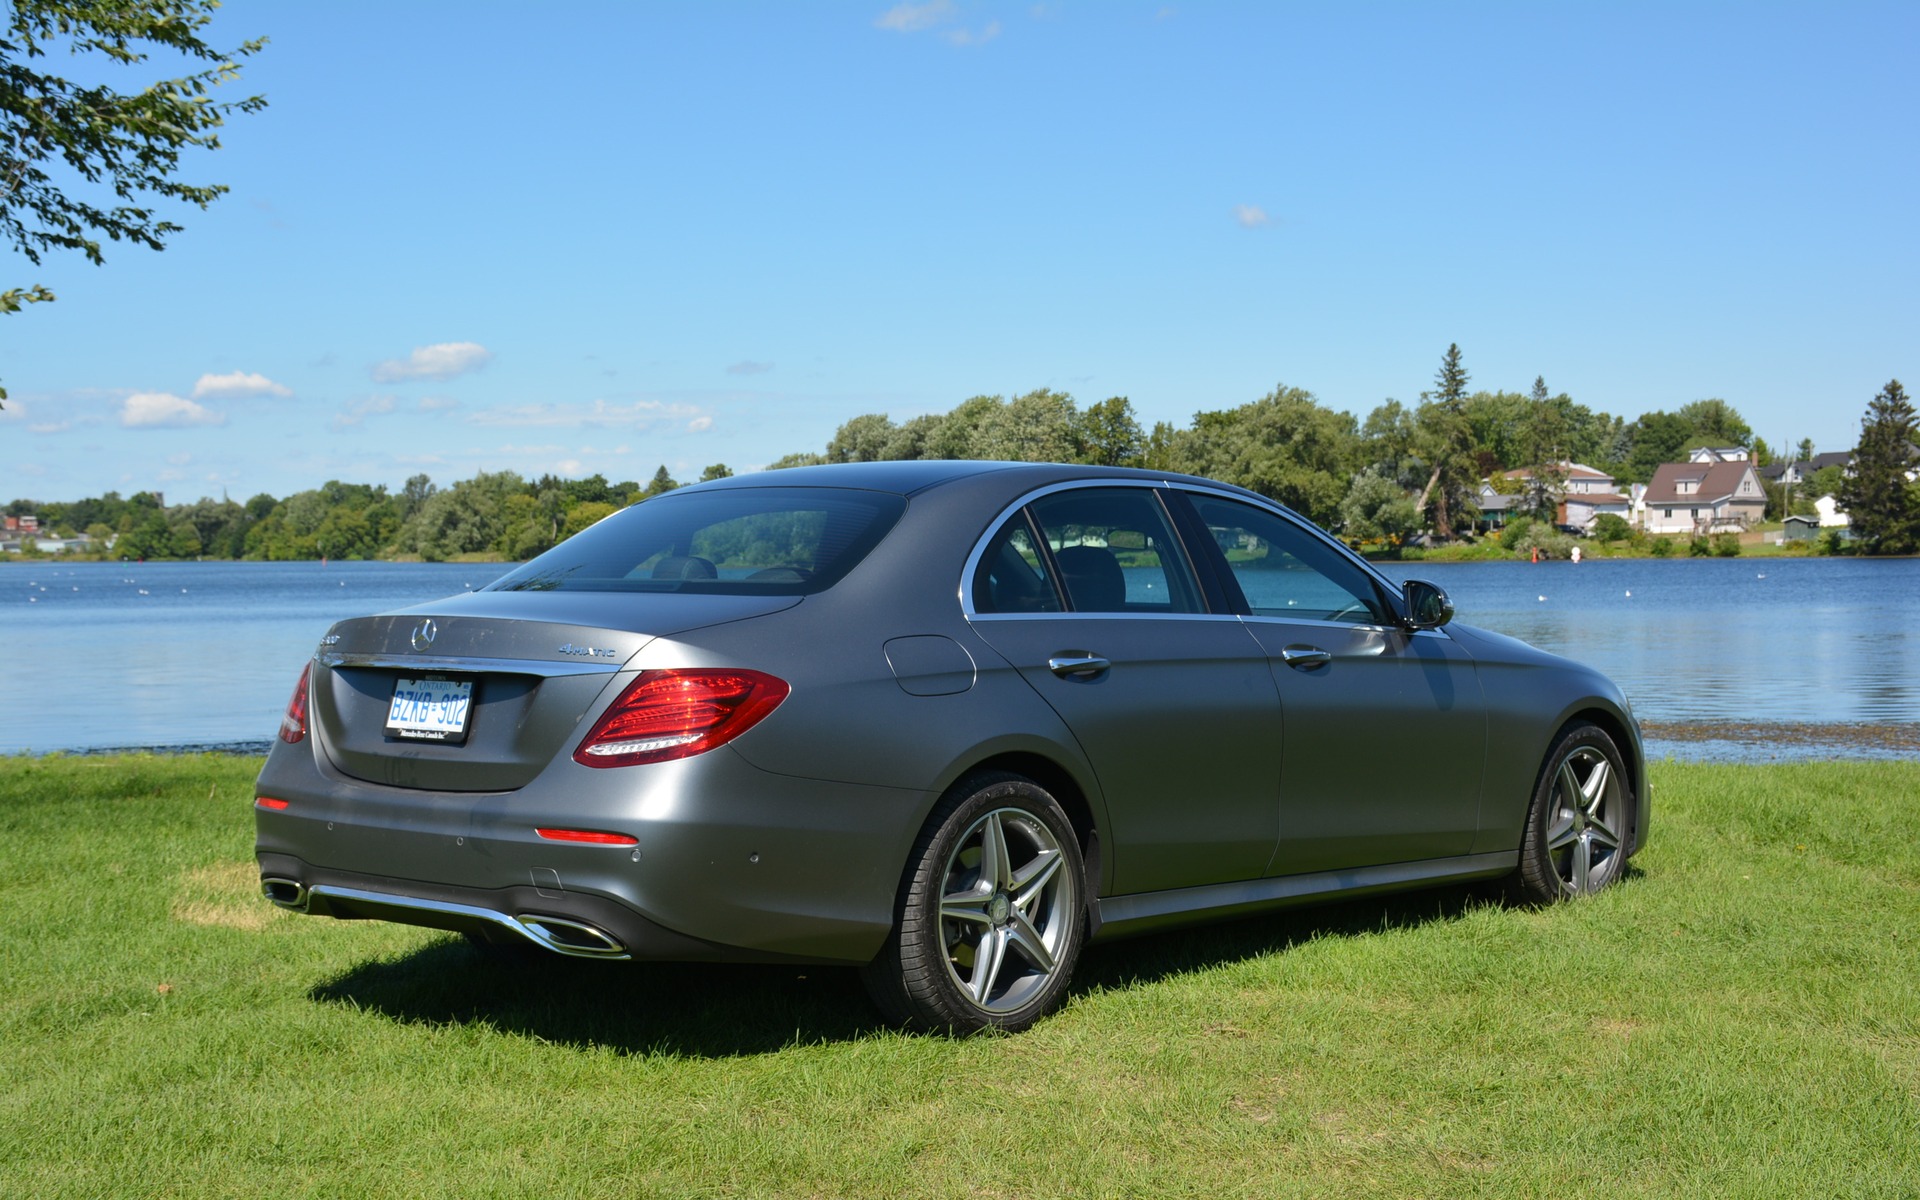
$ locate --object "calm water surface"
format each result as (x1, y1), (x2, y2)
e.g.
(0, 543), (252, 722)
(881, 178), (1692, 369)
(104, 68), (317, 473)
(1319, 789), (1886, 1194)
(2, 556), (1914, 757)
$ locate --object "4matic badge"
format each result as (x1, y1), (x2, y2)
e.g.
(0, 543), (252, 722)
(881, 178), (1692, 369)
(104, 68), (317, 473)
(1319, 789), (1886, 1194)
(558, 642), (618, 659)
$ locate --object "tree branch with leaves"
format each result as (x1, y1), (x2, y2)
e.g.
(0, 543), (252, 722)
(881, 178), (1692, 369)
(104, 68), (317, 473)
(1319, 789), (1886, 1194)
(0, 0), (265, 402)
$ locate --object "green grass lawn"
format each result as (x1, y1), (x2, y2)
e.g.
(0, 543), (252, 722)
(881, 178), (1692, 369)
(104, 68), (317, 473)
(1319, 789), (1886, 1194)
(3, 754), (1916, 1198)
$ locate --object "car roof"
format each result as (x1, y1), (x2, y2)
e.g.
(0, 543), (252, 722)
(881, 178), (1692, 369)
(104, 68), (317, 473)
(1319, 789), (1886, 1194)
(681, 459), (1262, 500)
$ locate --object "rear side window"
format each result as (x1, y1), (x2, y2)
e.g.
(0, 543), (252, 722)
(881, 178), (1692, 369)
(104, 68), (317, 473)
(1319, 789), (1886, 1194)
(487, 487), (907, 594)
(973, 487), (1202, 615)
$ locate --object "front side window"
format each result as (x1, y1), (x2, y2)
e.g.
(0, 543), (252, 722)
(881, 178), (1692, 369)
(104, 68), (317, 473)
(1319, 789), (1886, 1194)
(488, 487), (906, 594)
(1186, 494), (1388, 624)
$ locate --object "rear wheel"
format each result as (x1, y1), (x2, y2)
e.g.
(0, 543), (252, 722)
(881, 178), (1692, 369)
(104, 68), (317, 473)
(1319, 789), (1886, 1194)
(861, 771), (1086, 1033)
(1512, 722), (1631, 903)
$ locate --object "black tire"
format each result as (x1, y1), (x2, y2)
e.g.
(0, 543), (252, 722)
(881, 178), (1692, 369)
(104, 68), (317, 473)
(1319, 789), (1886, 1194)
(861, 771), (1087, 1033)
(1511, 722), (1632, 904)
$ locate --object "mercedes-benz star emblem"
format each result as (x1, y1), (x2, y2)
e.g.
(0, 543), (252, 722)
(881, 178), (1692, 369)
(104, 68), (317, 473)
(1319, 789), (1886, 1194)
(410, 619), (438, 652)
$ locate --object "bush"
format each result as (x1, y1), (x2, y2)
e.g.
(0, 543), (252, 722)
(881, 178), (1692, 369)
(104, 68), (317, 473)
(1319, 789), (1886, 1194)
(1712, 532), (1741, 557)
(1649, 536), (1677, 557)
(1592, 513), (1632, 542)
(1499, 518), (1537, 552)
(1507, 522), (1576, 561)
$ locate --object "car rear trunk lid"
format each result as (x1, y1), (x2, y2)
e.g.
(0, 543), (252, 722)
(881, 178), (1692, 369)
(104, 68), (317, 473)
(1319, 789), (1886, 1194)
(310, 591), (799, 792)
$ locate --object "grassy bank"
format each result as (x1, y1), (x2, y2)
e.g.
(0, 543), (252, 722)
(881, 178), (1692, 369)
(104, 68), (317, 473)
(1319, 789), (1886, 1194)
(3, 754), (1916, 1198)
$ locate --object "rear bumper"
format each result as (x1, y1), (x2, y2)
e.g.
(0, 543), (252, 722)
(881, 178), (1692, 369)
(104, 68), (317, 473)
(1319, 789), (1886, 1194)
(257, 854), (827, 962)
(253, 733), (931, 965)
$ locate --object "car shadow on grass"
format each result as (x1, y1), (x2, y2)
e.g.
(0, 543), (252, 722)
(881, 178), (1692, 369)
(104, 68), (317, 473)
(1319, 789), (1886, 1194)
(308, 868), (1643, 1056)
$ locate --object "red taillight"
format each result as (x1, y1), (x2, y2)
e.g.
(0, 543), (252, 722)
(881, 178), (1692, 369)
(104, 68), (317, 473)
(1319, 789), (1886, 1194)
(535, 827), (639, 845)
(279, 663), (311, 744)
(573, 669), (790, 768)
(256, 796), (289, 810)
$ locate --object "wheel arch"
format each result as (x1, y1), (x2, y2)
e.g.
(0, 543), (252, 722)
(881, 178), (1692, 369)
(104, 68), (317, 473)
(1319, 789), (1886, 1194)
(928, 748), (1105, 898)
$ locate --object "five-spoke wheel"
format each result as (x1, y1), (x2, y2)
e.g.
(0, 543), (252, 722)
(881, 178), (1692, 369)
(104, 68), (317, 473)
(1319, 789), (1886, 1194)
(1513, 722), (1631, 902)
(862, 771), (1085, 1032)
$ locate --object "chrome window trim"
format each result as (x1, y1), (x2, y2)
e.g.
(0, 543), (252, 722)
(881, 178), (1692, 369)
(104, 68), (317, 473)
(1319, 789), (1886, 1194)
(967, 609), (1246, 624)
(958, 477), (1437, 632)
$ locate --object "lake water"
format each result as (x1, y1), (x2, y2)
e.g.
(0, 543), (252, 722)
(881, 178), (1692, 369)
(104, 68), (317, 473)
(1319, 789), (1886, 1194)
(2, 556), (1914, 760)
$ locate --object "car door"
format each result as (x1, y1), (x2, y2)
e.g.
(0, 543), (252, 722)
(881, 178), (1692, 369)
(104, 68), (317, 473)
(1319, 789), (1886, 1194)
(965, 484), (1282, 897)
(1176, 491), (1488, 876)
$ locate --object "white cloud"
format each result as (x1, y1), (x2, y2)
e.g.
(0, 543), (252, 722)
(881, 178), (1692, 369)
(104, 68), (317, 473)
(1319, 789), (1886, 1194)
(371, 342), (494, 383)
(167, 452), (193, 466)
(334, 395), (398, 431)
(945, 19), (1000, 45)
(876, 0), (952, 32)
(193, 370), (292, 399)
(689, 416), (715, 433)
(1234, 204), (1272, 229)
(465, 398), (705, 430)
(418, 396), (461, 412)
(0, 401), (66, 432)
(727, 360), (775, 376)
(875, 0), (997, 44)
(122, 392), (225, 428)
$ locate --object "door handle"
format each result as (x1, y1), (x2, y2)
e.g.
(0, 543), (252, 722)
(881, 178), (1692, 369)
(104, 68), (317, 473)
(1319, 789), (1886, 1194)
(1048, 652), (1111, 678)
(1280, 645), (1332, 670)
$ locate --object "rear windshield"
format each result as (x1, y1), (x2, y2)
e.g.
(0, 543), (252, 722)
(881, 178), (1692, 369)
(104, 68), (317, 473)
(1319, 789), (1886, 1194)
(486, 487), (908, 595)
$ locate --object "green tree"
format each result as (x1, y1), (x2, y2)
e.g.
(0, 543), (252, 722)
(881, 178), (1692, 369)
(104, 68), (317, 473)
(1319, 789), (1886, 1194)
(640, 466), (679, 499)
(0, 0), (266, 403)
(1169, 384), (1358, 528)
(882, 414), (941, 461)
(1835, 380), (1919, 555)
(1621, 410), (1695, 483)
(826, 413), (897, 463)
(1412, 344), (1476, 540)
(926, 394), (1004, 460)
(1676, 399), (1751, 449)
(973, 389), (1081, 463)
(1075, 396), (1144, 467)
(698, 463), (733, 482)
(1338, 467), (1419, 545)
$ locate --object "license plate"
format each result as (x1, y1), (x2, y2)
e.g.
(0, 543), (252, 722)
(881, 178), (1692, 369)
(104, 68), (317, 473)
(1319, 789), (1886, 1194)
(386, 678), (474, 743)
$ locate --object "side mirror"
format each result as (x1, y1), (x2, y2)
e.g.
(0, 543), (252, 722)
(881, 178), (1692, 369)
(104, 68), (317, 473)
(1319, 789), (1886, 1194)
(1402, 579), (1454, 630)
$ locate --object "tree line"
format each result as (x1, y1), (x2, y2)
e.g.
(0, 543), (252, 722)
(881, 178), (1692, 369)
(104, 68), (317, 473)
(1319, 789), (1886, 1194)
(10, 352), (1916, 561)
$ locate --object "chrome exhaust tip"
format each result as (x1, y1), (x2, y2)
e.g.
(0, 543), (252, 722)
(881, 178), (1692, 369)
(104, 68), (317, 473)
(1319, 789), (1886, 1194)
(515, 914), (626, 957)
(261, 876), (309, 910)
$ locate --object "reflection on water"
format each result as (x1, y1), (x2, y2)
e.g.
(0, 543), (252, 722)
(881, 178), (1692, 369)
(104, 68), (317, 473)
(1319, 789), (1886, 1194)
(2, 555), (1914, 758)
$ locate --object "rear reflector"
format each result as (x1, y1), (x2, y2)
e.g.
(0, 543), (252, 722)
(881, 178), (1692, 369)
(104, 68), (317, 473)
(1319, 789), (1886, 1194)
(535, 827), (639, 846)
(256, 796), (290, 810)
(574, 668), (790, 768)
(279, 663), (311, 744)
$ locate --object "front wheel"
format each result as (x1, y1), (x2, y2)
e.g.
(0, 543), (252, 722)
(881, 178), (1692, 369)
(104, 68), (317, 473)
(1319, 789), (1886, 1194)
(861, 772), (1086, 1033)
(1511, 722), (1632, 903)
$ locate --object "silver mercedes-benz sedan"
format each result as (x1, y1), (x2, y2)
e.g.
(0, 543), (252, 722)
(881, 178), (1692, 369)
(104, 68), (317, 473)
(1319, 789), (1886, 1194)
(256, 461), (1647, 1032)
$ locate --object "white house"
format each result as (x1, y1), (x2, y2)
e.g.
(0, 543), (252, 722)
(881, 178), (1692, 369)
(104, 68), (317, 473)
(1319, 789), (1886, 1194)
(1492, 463), (1631, 534)
(1640, 460), (1767, 534)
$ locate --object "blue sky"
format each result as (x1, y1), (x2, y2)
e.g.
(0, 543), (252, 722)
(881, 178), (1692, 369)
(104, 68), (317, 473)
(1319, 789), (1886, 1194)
(4, 1), (1915, 504)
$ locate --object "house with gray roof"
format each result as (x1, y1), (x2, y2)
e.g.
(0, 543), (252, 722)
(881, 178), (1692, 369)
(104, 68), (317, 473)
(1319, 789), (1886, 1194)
(1640, 459), (1766, 534)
